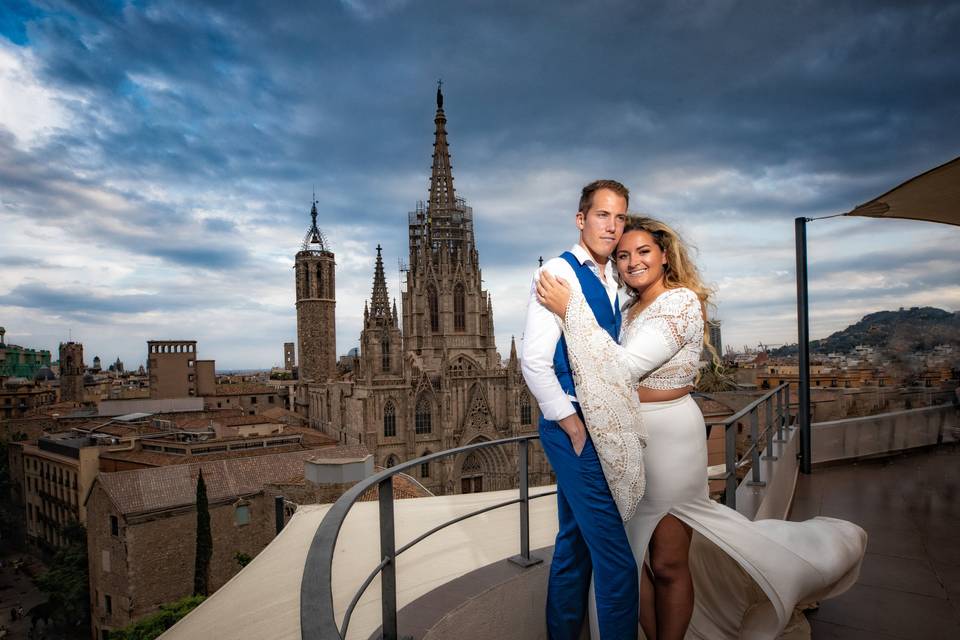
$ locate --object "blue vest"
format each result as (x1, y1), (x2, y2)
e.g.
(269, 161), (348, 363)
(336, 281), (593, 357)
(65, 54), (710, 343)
(553, 252), (622, 398)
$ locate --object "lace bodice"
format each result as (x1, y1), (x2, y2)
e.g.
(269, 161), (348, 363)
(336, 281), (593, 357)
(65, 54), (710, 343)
(559, 286), (704, 520)
(623, 288), (704, 390)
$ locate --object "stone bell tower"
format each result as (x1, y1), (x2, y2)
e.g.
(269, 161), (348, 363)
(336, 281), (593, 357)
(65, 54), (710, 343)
(59, 341), (85, 402)
(295, 200), (337, 382)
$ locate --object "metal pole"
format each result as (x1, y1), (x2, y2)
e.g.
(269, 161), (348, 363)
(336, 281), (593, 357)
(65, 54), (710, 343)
(379, 478), (398, 640)
(724, 422), (737, 509)
(795, 217), (813, 474)
(510, 438), (542, 568)
(275, 495), (285, 534)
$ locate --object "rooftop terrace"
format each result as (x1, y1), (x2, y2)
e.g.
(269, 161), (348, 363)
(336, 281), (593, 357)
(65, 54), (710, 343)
(160, 399), (959, 639)
(791, 442), (960, 639)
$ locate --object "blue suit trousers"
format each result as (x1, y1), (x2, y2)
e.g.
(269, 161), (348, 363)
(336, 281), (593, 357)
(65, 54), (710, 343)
(539, 415), (638, 640)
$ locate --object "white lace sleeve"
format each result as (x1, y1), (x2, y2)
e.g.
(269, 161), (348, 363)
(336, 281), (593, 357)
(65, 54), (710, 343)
(559, 289), (665, 521)
(632, 288), (705, 390)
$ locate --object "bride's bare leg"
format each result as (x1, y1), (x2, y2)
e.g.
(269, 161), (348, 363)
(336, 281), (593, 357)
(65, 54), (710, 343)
(640, 563), (657, 639)
(649, 515), (693, 640)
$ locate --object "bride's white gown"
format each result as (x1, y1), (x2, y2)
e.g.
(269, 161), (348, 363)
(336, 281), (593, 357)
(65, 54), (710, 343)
(562, 287), (867, 639)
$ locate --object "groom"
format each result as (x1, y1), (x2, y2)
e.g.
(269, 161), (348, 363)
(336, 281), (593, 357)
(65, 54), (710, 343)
(521, 179), (637, 639)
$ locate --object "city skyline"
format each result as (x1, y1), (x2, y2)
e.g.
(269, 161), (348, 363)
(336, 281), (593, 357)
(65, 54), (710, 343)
(2, 1), (959, 369)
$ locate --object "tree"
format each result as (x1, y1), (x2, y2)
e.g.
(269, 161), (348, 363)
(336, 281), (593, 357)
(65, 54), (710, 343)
(193, 469), (212, 596)
(33, 521), (91, 634)
(108, 594), (205, 640)
(697, 363), (739, 393)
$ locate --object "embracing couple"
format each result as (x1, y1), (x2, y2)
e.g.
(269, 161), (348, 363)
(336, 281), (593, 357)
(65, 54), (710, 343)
(520, 180), (867, 640)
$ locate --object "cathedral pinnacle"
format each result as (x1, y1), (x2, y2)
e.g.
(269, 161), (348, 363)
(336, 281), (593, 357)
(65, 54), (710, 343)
(368, 243), (392, 325)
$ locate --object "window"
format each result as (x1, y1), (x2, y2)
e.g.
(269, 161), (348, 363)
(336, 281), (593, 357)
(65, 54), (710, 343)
(385, 455), (398, 468)
(427, 285), (439, 333)
(381, 334), (391, 372)
(268, 396), (275, 403)
(454, 283), (465, 332)
(104, 594), (112, 616)
(110, 515), (119, 536)
(383, 401), (396, 437)
(235, 504), (250, 526)
(520, 393), (532, 426)
(415, 396), (432, 434)
(250, 396), (258, 404)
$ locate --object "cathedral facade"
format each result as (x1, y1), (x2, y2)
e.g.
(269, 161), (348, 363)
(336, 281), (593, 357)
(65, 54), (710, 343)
(295, 87), (552, 495)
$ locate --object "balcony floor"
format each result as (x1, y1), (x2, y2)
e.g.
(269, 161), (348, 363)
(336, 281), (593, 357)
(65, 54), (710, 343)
(790, 442), (960, 639)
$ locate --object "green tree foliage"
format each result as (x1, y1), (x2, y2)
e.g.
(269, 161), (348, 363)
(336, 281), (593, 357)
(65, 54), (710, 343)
(234, 551), (253, 568)
(33, 521), (91, 634)
(697, 363), (739, 393)
(107, 594), (206, 640)
(193, 469), (212, 596)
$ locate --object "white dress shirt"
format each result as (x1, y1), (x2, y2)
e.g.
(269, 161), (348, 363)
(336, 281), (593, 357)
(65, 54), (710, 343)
(520, 243), (620, 422)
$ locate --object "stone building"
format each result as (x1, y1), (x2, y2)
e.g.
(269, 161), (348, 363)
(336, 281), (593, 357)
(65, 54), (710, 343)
(84, 446), (374, 639)
(1, 379), (57, 420)
(147, 340), (216, 399)
(59, 341), (85, 402)
(297, 87), (551, 494)
(283, 341), (296, 371)
(10, 433), (104, 548)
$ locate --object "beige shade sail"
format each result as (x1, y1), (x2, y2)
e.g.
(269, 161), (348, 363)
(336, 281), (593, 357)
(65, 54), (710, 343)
(845, 155), (960, 227)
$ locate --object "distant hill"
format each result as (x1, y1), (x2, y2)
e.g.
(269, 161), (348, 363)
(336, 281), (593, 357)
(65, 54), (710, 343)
(770, 307), (960, 357)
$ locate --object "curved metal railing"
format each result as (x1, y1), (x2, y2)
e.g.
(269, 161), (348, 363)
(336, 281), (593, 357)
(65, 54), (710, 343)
(300, 435), (554, 640)
(300, 383), (795, 639)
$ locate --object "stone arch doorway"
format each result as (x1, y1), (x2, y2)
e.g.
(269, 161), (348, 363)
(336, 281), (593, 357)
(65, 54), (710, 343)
(457, 437), (512, 494)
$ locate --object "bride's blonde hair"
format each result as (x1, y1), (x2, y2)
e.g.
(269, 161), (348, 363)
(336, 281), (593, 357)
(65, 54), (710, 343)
(621, 216), (719, 358)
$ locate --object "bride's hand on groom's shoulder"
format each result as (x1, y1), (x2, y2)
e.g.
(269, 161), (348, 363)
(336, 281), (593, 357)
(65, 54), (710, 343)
(536, 270), (571, 316)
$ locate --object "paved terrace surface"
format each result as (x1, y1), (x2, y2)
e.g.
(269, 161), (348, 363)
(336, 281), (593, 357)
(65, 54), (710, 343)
(790, 442), (960, 639)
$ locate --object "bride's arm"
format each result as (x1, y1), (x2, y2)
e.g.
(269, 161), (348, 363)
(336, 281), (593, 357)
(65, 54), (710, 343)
(536, 271), (675, 381)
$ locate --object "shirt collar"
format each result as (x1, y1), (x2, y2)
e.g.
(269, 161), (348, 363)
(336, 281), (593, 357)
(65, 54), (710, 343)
(570, 243), (616, 282)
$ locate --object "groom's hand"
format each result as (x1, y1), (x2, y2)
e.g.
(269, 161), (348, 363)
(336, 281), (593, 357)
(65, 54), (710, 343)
(558, 413), (587, 456)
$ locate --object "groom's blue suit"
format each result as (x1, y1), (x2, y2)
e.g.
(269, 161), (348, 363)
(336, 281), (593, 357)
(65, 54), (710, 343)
(538, 251), (638, 640)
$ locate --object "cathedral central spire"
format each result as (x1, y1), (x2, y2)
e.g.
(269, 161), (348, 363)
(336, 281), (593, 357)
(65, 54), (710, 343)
(429, 80), (456, 211)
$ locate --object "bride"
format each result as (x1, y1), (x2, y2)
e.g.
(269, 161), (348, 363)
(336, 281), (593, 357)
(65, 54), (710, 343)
(536, 216), (867, 639)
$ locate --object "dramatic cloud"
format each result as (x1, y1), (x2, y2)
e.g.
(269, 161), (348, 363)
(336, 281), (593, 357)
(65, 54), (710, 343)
(1, 0), (958, 368)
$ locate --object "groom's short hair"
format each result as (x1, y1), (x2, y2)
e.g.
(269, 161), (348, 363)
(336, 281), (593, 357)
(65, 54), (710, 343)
(579, 179), (630, 214)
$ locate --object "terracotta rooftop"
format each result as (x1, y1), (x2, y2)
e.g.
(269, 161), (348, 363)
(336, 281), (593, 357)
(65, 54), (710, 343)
(97, 443), (317, 468)
(95, 448), (352, 515)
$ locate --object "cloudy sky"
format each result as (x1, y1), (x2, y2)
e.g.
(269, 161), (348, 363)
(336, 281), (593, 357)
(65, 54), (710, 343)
(1, 0), (958, 370)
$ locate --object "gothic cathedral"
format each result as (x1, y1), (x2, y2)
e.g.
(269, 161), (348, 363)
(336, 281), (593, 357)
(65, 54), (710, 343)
(295, 87), (552, 495)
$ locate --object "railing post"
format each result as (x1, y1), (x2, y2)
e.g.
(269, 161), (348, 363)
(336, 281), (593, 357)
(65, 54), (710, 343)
(379, 477), (398, 640)
(774, 388), (786, 443)
(724, 421), (737, 510)
(510, 438), (542, 568)
(747, 410), (765, 486)
(762, 397), (777, 461)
